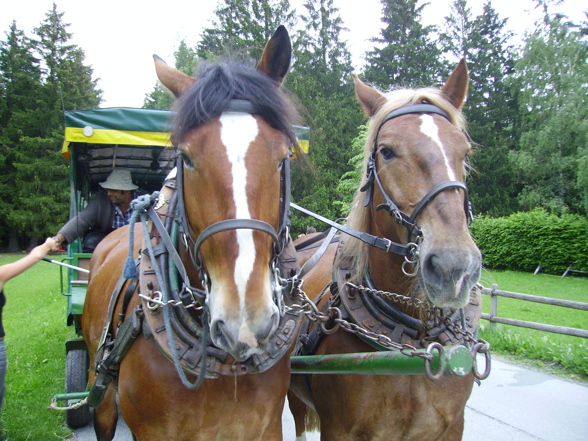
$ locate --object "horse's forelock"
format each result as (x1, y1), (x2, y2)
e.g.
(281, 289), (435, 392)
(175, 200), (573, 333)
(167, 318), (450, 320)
(337, 88), (468, 281)
(170, 61), (299, 146)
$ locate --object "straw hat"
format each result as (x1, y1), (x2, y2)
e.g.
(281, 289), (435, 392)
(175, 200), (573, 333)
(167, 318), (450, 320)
(99, 168), (138, 191)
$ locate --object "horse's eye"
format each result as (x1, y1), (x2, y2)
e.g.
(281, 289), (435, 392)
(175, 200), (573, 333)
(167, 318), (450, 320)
(380, 147), (396, 161)
(180, 151), (194, 169)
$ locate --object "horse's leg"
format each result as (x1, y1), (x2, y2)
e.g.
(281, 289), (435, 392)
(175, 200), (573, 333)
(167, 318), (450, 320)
(92, 383), (118, 441)
(443, 414), (465, 441)
(288, 390), (308, 441)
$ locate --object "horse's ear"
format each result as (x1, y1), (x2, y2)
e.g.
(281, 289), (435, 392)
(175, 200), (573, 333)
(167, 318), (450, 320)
(441, 59), (469, 110)
(256, 25), (291, 85)
(353, 74), (386, 117)
(153, 54), (196, 98)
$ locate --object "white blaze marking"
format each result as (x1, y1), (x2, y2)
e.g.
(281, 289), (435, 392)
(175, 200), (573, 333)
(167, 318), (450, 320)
(420, 114), (456, 180)
(219, 112), (259, 341)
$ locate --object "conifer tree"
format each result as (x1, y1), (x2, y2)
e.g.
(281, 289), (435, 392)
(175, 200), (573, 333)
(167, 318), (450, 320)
(144, 40), (197, 110)
(287, 0), (364, 231)
(363, 0), (443, 89)
(0, 21), (44, 249)
(0, 5), (101, 248)
(196, 0), (297, 60)
(441, 0), (519, 216)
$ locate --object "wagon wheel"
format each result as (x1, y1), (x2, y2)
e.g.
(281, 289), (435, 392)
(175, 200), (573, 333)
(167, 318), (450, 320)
(65, 349), (92, 429)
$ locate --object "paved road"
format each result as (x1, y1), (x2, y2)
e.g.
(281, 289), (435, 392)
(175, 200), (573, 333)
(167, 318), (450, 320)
(73, 357), (588, 440)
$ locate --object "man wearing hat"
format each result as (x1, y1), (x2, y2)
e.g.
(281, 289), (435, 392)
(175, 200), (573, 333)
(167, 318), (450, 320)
(52, 168), (140, 252)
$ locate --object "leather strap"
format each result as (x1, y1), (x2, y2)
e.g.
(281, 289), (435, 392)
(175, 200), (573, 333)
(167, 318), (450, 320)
(298, 227), (338, 278)
(192, 218), (280, 260)
(291, 202), (412, 257)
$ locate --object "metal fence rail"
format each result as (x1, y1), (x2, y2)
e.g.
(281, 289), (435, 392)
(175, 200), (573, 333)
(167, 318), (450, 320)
(480, 284), (588, 338)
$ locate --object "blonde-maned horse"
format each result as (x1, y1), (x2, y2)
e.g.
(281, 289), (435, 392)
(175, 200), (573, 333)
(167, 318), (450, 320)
(289, 60), (485, 441)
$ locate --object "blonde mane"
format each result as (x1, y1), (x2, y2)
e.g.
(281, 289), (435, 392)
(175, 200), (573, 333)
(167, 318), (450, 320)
(335, 87), (467, 282)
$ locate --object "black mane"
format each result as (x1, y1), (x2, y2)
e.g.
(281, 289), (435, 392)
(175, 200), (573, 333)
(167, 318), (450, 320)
(171, 60), (298, 146)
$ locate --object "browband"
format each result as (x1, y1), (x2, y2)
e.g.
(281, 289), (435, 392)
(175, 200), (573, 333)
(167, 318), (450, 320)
(379, 104), (450, 127)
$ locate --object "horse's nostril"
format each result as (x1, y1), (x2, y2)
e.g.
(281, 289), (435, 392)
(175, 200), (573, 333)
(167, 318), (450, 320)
(212, 320), (233, 348)
(256, 312), (279, 341)
(424, 253), (442, 278)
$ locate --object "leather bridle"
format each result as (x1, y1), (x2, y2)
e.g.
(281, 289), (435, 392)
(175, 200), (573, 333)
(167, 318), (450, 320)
(361, 104), (473, 245)
(175, 99), (292, 301)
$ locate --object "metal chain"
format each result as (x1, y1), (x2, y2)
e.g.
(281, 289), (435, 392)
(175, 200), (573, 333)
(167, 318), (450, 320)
(138, 291), (202, 310)
(346, 282), (437, 319)
(438, 314), (490, 348)
(349, 282), (490, 348)
(285, 279), (434, 361)
(286, 279), (491, 365)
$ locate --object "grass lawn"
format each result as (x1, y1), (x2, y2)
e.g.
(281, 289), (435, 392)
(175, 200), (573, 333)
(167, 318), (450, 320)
(478, 269), (588, 381)
(1, 253), (74, 440)
(0, 253), (586, 439)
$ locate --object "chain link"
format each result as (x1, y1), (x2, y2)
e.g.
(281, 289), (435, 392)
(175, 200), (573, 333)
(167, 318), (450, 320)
(285, 280), (433, 361)
(347, 282), (436, 317)
(138, 292), (202, 310)
(348, 282), (490, 350)
(286, 279), (490, 364)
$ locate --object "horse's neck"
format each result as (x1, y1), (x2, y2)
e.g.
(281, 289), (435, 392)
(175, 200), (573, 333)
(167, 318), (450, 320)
(365, 247), (426, 321)
(367, 249), (412, 296)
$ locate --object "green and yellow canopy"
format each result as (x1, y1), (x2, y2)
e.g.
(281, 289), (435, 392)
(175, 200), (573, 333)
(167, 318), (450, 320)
(62, 107), (310, 160)
(62, 108), (173, 160)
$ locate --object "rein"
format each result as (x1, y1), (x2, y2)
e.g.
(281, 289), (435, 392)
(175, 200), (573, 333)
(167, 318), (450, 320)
(291, 202), (416, 258)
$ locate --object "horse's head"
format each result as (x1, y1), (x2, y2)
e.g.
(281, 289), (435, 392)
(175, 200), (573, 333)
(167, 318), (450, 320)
(154, 27), (299, 361)
(348, 60), (481, 309)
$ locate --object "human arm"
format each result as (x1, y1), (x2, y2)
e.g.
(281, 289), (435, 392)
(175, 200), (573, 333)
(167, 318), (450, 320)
(0, 237), (57, 290)
(53, 192), (109, 246)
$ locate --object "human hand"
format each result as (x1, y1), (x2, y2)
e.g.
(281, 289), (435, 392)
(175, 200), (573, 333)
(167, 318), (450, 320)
(50, 234), (64, 251)
(45, 237), (58, 251)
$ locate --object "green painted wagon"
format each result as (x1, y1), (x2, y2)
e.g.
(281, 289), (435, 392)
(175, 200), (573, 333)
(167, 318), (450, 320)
(56, 107), (176, 428)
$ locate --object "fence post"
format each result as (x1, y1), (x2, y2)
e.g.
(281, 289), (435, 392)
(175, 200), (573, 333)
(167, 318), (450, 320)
(490, 283), (498, 330)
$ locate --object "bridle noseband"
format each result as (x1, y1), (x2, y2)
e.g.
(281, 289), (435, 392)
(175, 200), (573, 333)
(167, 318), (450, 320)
(362, 104), (473, 240)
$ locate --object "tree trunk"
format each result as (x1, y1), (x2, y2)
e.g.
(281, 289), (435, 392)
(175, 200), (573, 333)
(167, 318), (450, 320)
(7, 231), (20, 252)
(26, 235), (39, 251)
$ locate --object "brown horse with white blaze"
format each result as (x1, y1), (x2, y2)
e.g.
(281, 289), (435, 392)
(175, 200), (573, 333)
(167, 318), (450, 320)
(289, 60), (485, 441)
(83, 26), (303, 440)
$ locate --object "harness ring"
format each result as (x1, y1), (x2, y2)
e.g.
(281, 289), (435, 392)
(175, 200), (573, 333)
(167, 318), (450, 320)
(320, 307), (342, 335)
(424, 342), (445, 381)
(472, 341), (491, 380)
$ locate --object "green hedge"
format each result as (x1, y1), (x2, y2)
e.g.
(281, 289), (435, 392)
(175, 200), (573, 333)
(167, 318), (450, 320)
(469, 209), (588, 275)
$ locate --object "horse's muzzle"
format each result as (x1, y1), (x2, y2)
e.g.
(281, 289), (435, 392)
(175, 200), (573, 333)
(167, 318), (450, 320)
(210, 309), (280, 361)
(420, 247), (481, 308)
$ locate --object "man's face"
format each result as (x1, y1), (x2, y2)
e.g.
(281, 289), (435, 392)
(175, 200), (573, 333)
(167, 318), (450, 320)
(107, 189), (128, 206)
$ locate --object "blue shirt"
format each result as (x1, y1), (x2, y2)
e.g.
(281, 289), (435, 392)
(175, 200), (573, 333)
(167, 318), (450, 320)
(111, 190), (139, 230)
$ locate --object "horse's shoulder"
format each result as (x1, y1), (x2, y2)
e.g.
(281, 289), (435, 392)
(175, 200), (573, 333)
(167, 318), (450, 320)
(90, 224), (142, 273)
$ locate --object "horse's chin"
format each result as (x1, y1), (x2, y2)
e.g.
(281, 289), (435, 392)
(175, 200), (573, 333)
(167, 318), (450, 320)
(223, 342), (267, 363)
(210, 333), (269, 363)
